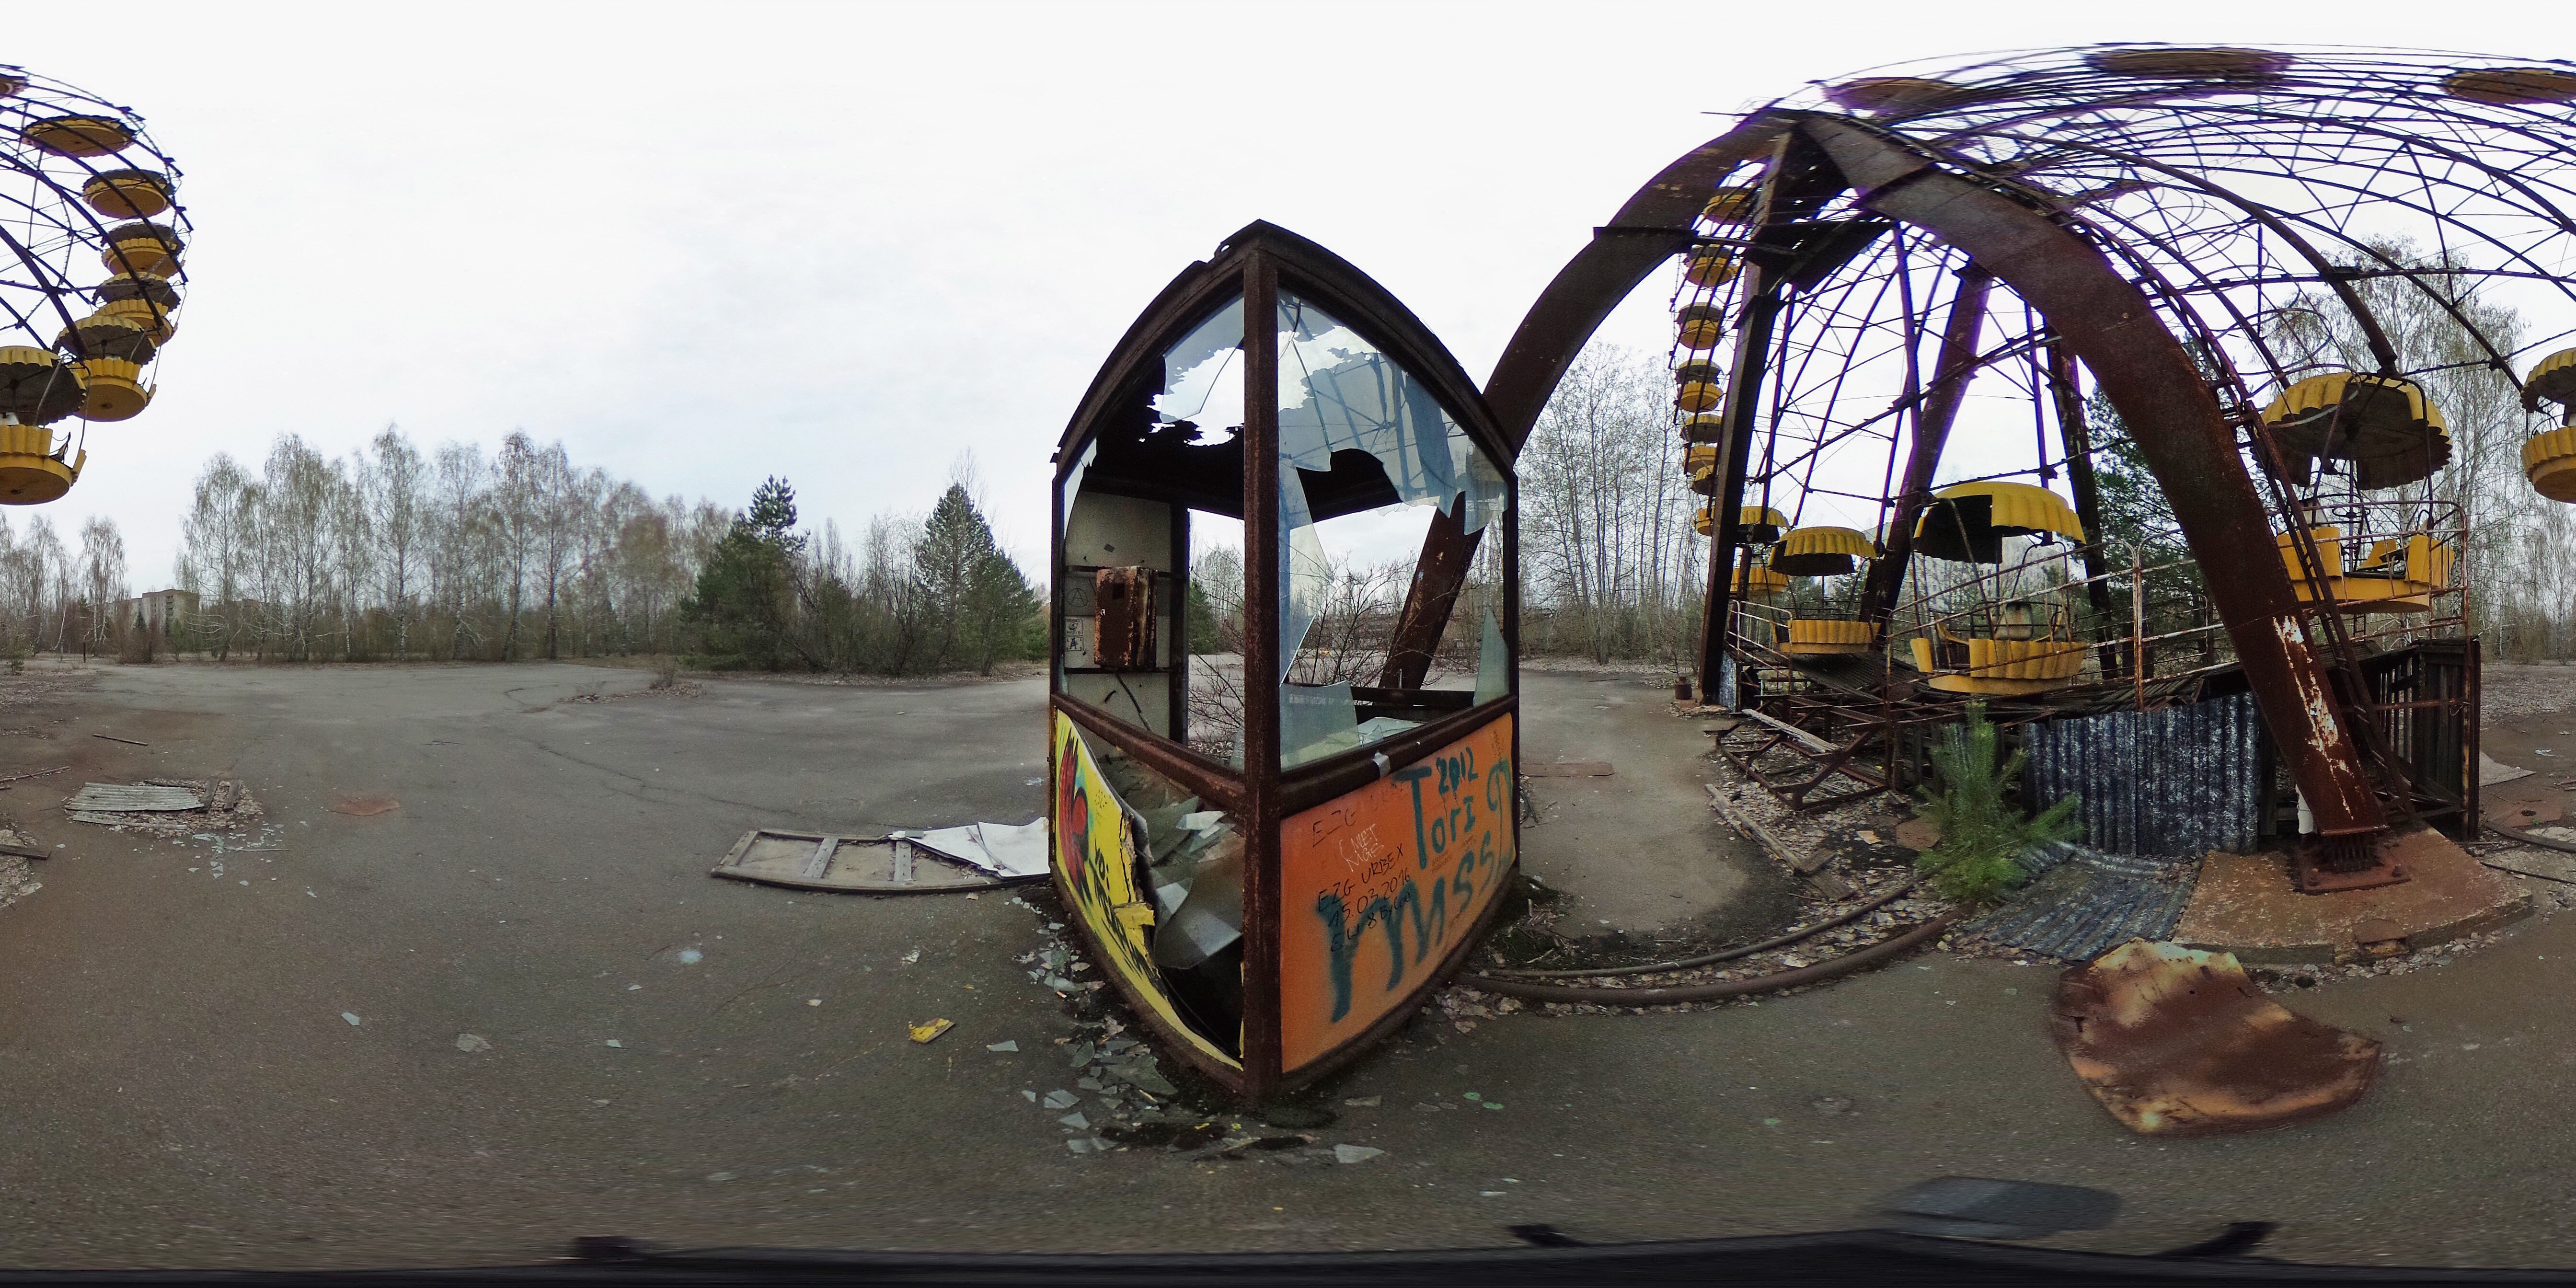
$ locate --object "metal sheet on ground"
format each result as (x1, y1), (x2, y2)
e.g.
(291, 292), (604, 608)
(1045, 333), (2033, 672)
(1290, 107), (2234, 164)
(2051, 940), (2379, 1137)
(62, 783), (202, 813)
(708, 830), (1033, 894)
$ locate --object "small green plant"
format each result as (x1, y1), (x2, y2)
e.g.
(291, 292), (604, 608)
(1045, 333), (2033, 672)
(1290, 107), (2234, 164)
(1915, 702), (2080, 905)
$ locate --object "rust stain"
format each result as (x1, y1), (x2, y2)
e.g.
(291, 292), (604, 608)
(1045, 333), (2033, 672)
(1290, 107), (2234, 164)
(2052, 940), (2379, 1137)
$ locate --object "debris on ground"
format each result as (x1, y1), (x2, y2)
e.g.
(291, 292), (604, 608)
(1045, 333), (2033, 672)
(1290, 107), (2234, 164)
(2483, 752), (2538, 785)
(905, 819), (1049, 879)
(908, 1018), (954, 1044)
(2051, 940), (2380, 1136)
(0, 853), (38, 911)
(327, 794), (400, 816)
(455, 1034), (492, 1052)
(60, 779), (264, 838)
(66, 782), (203, 817)
(710, 827), (1044, 893)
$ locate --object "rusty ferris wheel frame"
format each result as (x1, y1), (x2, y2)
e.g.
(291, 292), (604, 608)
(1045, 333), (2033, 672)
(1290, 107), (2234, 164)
(1380, 45), (2576, 863)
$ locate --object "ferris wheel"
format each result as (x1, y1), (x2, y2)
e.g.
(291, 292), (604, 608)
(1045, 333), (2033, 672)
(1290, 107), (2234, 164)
(0, 63), (187, 506)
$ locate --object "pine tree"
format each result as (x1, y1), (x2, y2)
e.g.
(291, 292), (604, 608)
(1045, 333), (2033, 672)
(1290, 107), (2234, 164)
(912, 483), (1038, 674)
(681, 476), (806, 668)
(1915, 702), (2081, 904)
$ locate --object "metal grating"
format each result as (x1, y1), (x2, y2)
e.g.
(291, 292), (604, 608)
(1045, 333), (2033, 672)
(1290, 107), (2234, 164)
(1969, 841), (2199, 962)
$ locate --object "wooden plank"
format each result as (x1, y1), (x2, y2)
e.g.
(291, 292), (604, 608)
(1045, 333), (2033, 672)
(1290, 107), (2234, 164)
(801, 836), (838, 882)
(707, 828), (1040, 894)
(1740, 707), (1837, 754)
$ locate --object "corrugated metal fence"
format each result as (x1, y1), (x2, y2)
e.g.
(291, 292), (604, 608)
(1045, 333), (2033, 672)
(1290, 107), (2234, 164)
(2022, 691), (2265, 857)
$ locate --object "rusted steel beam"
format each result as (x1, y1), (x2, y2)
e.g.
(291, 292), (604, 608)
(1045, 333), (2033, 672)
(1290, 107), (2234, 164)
(1381, 116), (1797, 687)
(1379, 497), (1472, 690)
(1799, 118), (2385, 843)
(1856, 264), (1993, 646)
(1238, 254), (1283, 1104)
(2048, 340), (2123, 679)
(1696, 276), (1784, 701)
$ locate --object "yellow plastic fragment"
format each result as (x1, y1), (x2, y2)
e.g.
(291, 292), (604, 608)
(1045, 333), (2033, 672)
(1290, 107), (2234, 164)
(908, 1018), (954, 1044)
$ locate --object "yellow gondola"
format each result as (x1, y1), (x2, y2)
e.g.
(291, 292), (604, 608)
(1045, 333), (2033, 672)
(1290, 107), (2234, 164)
(2276, 526), (2456, 616)
(1774, 526), (1880, 657)
(1683, 249), (1737, 288)
(22, 114), (132, 157)
(0, 421), (82, 505)
(83, 168), (172, 219)
(2258, 370), (2449, 490)
(1826, 77), (1963, 115)
(2526, 425), (2576, 503)
(1678, 303), (1725, 351)
(2084, 47), (2290, 79)
(1906, 482), (2087, 695)
(1732, 560), (1791, 598)
(2520, 349), (2576, 504)
(0, 348), (85, 426)
(1701, 187), (1759, 225)
(1738, 506), (1787, 545)
(100, 221), (183, 277)
(1912, 480), (2086, 562)
(2443, 67), (2576, 105)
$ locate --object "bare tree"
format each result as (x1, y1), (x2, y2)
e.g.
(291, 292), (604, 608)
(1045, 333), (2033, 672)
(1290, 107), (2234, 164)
(367, 426), (428, 660)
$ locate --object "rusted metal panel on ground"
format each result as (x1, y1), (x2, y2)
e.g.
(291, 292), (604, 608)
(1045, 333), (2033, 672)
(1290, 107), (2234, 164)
(2023, 692), (2264, 857)
(1796, 117), (2386, 849)
(2051, 940), (2379, 1136)
(1092, 566), (1157, 672)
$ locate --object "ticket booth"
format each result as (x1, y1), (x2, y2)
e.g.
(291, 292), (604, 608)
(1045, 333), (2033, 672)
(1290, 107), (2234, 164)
(1050, 221), (1519, 1102)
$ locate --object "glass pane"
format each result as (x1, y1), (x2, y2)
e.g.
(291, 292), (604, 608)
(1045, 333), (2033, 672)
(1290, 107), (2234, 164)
(1274, 291), (1511, 770)
(1055, 297), (1242, 737)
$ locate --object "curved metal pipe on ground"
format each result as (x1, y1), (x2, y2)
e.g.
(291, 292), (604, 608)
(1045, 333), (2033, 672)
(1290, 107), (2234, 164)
(1460, 908), (1967, 1006)
(1483, 878), (1922, 978)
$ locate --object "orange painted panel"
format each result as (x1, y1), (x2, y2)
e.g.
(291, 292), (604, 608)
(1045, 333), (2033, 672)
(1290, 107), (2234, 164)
(1279, 716), (1515, 1071)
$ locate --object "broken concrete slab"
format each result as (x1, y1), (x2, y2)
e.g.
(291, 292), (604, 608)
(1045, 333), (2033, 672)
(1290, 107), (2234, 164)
(2051, 940), (2380, 1137)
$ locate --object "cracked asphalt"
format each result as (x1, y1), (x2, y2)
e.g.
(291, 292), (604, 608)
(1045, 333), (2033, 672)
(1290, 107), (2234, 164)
(3, 659), (2576, 1271)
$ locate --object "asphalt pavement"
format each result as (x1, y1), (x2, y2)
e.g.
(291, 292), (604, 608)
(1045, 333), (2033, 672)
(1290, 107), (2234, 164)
(1, 659), (2574, 1271)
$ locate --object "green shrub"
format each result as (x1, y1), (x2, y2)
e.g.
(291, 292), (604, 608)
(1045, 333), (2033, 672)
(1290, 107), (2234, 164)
(1915, 702), (2080, 905)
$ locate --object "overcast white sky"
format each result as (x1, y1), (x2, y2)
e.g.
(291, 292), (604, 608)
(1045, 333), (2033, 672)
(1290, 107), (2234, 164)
(12, 0), (2570, 586)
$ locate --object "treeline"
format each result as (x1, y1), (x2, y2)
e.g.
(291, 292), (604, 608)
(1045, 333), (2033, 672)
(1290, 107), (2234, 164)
(3, 427), (1047, 675)
(0, 512), (129, 659)
(1516, 345), (1709, 668)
